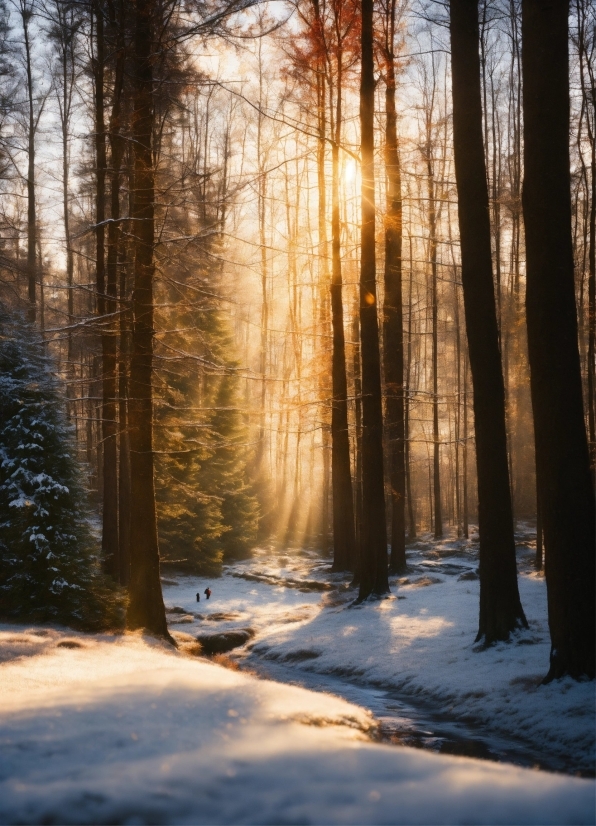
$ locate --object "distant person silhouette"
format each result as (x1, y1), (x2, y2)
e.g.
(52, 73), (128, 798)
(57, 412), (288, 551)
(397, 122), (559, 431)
(196, 592), (200, 603)
(204, 587), (212, 600)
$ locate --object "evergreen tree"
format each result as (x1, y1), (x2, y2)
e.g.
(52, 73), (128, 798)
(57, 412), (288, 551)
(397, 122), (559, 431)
(155, 305), (258, 576)
(152, 91), (259, 576)
(0, 310), (123, 629)
(154, 359), (226, 576)
(207, 368), (259, 563)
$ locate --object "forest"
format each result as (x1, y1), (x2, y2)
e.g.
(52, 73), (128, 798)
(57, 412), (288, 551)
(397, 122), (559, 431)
(0, 0), (594, 822)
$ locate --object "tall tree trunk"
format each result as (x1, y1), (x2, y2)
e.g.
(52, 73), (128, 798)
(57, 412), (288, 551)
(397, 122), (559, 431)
(118, 257), (131, 586)
(330, 58), (356, 572)
(106, 12), (126, 581)
(425, 152), (443, 540)
(352, 304), (363, 581)
(454, 263), (462, 537)
(405, 242), (416, 540)
(588, 116), (596, 486)
(21, 1), (36, 323)
(382, 0), (406, 574)
(93, 0), (118, 576)
(589, 133), (596, 484)
(358, 0), (389, 600)
(521, 0), (595, 680)
(93, 0), (106, 334)
(126, 0), (170, 639)
(462, 346), (469, 539)
(284, 163), (304, 543)
(316, 67), (332, 552)
(449, 0), (527, 643)
(577, 0), (596, 483)
(505, 0), (522, 516)
(59, 33), (74, 366)
(37, 238), (44, 337)
(535, 494), (543, 572)
(119, 141), (135, 588)
(254, 34), (269, 485)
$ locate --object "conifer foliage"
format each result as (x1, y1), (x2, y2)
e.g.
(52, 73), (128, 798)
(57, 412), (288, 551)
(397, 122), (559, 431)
(155, 307), (258, 577)
(151, 91), (259, 578)
(0, 310), (123, 629)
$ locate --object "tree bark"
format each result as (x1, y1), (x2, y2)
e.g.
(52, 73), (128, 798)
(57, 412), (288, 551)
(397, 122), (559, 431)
(576, 0), (596, 484)
(462, 346), (469, 539)
(118, 259), (131, 587)
(382, 0), (406, 574)
(254, 34), (269, 483)
(93, 0), (118, 577)
(93, 0), (106, 326)
(535, 496), (543, 572)
(126, 0), (170, 639)
(588, 114), (596, 486)
(449, 0), (527, 643)
(21, 0), (36, 322)
(521, 0), (595, 680)
(425, 151), (443, 540)
(330, 54), (356, 572)
(454, 260), (462, 536)
(119, 140), (135, 588)
(316, 66), (332, 552)
(358, 0), (389, 600)
(106, 7), (126, 582)
(56, 7), (75, 365)
(405, 243), (416, 540)
(352, 303), (363, 582)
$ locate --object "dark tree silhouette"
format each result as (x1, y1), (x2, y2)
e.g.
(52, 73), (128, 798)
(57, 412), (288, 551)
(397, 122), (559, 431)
(358, 0), (389, 600)
(17, 0), (38, 323)
(92, 0), (118, 580)
(107, 0), (131, 587)
(102, 0), (122, 581)
(380, 0), (406, 574)
(521, 0), (595, 680)
(449, 0), (527, 643)
(126, 0), (170, 639)
(289, 0), (360, 571)
(329, 0), (357, 572)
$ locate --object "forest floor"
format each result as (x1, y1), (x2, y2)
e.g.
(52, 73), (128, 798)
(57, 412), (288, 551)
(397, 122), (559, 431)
(0, 528), (594, 825)
(165, 526), (595, 782)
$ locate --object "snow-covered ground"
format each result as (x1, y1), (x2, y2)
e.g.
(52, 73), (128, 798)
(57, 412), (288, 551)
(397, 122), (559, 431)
(0, 623), (594, 825)
(163, 529), (596, 778)
(1, 530), (594, 824)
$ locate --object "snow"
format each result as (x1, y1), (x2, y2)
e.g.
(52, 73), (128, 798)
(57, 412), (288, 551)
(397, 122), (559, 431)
(0, 623), (594, 825)
(161, 532), (596, 777)
(0, 529), (594, 824)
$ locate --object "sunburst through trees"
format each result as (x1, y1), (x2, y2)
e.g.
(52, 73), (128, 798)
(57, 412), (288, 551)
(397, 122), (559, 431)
(0, 0), (592, 679)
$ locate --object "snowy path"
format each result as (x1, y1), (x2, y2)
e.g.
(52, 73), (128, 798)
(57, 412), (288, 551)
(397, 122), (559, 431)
(1, 532), (593, 824)
(163, 530), (596, 779)
(0, 625), (594, 825)
(243, 657), (580, 776)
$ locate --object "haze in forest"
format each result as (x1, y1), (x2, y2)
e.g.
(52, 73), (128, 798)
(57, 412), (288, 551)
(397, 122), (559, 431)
(0, 0), (594, 820)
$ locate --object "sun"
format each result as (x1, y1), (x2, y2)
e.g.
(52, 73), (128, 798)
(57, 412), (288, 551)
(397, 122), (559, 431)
(343, 157), (357, 183)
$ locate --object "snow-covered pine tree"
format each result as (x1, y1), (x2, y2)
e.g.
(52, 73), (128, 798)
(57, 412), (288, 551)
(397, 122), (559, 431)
(0, 310), (124, 629)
